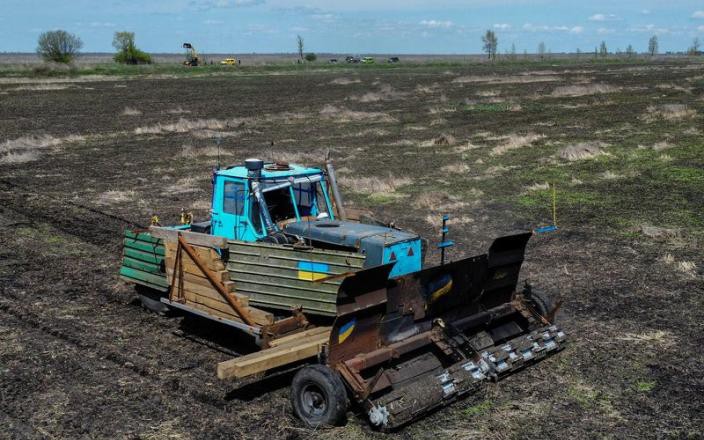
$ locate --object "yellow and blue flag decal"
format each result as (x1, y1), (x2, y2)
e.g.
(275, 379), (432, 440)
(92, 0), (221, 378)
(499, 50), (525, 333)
(297, 261), (329, 281)
(338, 318), (356, 344)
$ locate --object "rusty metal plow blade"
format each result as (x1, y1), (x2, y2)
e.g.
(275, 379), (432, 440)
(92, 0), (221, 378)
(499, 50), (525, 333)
(326, 233), (567, 430)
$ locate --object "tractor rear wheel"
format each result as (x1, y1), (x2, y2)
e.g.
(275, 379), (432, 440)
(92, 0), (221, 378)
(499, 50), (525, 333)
(291, 365), (348, 427)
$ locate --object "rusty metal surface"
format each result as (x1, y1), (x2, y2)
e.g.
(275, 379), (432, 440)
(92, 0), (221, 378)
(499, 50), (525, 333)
(324, 232), (568, 430)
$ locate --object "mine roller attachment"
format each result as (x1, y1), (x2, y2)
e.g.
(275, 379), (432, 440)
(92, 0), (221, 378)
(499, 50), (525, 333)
(324, 232), (567, 430)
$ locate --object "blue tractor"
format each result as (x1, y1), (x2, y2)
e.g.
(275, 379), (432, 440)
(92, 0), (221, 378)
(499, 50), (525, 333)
(119, 157), (566, 430)
(206, 158), (423, 278)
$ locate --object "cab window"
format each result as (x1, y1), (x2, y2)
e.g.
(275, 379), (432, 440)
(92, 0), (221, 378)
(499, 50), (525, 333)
(292, 182), (316, 216)
(263, 186), (298, 223)
(223, 181), (245, 215)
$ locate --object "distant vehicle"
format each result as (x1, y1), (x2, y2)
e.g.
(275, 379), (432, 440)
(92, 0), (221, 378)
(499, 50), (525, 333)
(387, 56), (400, 63)
(182, 43), (200, 67)
(345, 56), (360, 64)
(361, 57), (375, 64)
(328, 58), (338, 64)
(220, 58), (237, 66)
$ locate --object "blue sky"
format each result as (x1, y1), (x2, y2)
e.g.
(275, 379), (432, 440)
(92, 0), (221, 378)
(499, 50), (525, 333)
(2, 0), (703, 54)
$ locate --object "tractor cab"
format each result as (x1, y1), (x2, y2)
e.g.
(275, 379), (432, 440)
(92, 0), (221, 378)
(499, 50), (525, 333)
(211, 160), (335, 242)
(209, 158), (423, 277)
(211, 159), (424, 277)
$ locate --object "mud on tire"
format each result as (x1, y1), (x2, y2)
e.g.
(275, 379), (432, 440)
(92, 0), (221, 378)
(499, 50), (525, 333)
(291, 364), (348, 427)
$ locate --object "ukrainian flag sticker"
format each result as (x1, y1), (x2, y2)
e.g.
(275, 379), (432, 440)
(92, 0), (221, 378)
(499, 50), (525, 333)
(297, 261), (329, 281)
(338, 318), (356, 344)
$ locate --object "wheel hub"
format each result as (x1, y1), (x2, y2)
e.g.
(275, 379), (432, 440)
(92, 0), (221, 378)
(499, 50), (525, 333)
(302, 384), (328, 416)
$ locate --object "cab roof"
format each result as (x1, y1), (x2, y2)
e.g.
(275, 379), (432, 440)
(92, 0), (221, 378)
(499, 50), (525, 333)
(216, 163), (322, 180)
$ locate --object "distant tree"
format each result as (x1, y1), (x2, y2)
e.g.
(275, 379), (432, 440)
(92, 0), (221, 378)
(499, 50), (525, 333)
(626, 44), (635, 57)
(296, 35), (304, 60)
(648, 35), (658, 56)
(305, 53), (317, 62)
(599, 41), (608, 57)
(481, 30), (498, 60)
(112, 32), (151, 64)
(576, 48), (582, 57)
(523, 49), (528, 59)
(510, 42), (516, 60)
(689, 37), (701, 55)
(538, 41), (546, 59)
(36, 30), (82, 64)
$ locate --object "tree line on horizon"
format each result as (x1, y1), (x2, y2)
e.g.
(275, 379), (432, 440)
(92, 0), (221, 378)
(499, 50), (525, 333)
(33, 28), (702, 65)
(481, 30), (701, 60)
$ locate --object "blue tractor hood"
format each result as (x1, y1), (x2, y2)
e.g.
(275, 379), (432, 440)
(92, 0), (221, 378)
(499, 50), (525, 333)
(284, 220), (417, 248)
(283, 220), (422, 277)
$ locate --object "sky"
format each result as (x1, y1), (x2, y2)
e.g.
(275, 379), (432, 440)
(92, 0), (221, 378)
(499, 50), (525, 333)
(1, 0), (703, 54)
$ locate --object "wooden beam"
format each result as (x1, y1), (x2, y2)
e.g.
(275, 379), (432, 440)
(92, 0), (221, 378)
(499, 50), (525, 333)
(217, 334), (328, 380)
(172, 280), (247, 306)
(166, 271), (236, 292)
(150, 226), (228, 248)
(166, 266), (228, 284)
(177, 234), (256, 327)
(268, 326), (331, 348)
(165, 242), (226, 271)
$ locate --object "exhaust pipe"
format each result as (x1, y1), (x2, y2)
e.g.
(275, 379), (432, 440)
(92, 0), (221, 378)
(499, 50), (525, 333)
(325, 158), (347, 220)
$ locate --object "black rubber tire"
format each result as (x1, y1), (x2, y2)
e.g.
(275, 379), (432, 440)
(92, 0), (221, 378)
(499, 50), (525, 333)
(136, 285), (170, 315)
(291, 365), (348, 427)
(529, 289), (554, 319)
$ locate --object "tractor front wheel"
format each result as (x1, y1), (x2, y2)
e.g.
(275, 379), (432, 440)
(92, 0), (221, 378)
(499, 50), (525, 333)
(291, 365), (348, 427)
(136, 285), (170, 315)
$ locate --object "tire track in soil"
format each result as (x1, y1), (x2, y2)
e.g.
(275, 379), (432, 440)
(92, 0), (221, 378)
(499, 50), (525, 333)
(0, 298), (222, 407)
(0, 300), (299, 439)
(0, 179), (142, 249)
(0, 200), (247, 369)
(0, 202), (302, 438)
(0, 311), (226, 438)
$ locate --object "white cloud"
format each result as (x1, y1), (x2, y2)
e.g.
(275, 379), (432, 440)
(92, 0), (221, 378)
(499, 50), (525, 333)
(493, 23), (511, 30)
(597, 27), (614, 35)
(290, 26), (309, 32)
(420, 19), (453, 29)
(698, 25), (704, 32)
(589, 13), (617, 22)
(523, 23), (548, 31)
(628, 24), (670, 34)
(693, 11), (704, 18)
(311, 13), (335, 21)
(522, 23), (582, 33)
(641, 9), (651, 15)
(89, 22), (116, 27)
(203, 19), (224, 24)
(192, 0), (264, 9)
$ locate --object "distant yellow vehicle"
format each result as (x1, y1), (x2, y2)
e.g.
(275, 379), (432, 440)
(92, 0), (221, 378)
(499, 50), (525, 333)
(220, 58), (238, 65)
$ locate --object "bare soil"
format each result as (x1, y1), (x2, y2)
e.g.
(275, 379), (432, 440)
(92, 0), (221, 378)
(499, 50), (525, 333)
(1, 59), (703, 439)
